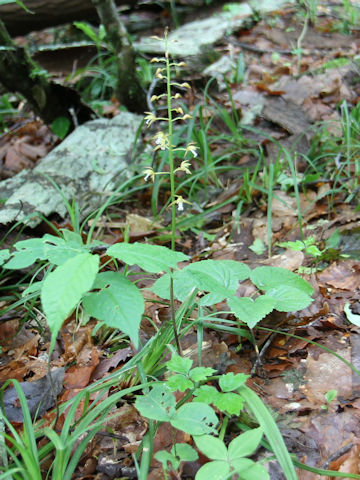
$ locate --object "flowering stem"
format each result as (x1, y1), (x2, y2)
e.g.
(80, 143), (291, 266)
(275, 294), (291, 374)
(165, 30), (182, 356)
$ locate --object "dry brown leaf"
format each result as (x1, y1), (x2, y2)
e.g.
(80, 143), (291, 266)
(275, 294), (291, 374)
(317, 260), (360, 290)
(64, 347), (99, 389)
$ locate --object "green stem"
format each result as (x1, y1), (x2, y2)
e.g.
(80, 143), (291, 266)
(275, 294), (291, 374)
(165, 33), (177, 252)
(165, 29), (182, 355)
(219, 415), (229, 441)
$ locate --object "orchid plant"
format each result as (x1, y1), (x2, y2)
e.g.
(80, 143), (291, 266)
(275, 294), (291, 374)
(142, 29), (198, 353)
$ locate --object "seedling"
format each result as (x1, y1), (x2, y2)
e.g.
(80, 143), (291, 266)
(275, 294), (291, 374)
(321, 389), (338, 411)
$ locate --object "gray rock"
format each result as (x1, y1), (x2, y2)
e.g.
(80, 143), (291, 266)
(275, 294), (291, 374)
(0, 112), (143, 226)
(2, 368), (65, 422)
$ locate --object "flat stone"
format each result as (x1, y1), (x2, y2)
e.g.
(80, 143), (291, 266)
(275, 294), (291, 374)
(0, 112), (143, 226)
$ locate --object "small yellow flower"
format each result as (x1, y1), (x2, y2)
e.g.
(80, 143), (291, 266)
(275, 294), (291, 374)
(155, 68), (165, 79)
(144, 112), (157, 127)
(150, 57), (165, 63)
(175, 160), (192, 175)
(180, 82), (191, 89)
(143, 167), (155, 182)
(153, 131), (169, 151)
(185, 142), (198, 158)
(173, 93), (182, 99)
(172, 195), (192, 211)
(173, 107), (184, 115)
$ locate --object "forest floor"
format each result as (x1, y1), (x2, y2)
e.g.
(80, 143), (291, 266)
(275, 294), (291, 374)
(1, 1), (360, 479)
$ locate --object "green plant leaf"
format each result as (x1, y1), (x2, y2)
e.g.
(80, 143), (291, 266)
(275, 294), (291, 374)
(186, 259), (250, 292)
(305, 245), (322, 257)
(250, 266), (314, 296)
(213, 392), (243, 415)
(135, 385), (175, 422)
(249, 238), (266, 255)
(193, 385), (220, 404)
(231, 458), (270, 480)
(238, 385), (297, 480)
(278, 240), (304, 251)
(0, 249), (10, 266)
(171, 403), (218, 435)
(219, 372), (249, 392)
(171, 443), (198, 462)
(41, 253), (99, 348)
(51, 116), (70, 139)
(152, 260), (250, 303)
(22, 280), (43, 297)
(82, 271), (144, 348)
(166, 374), (194, 392)
(228, 427), (264, 460)
(195, 460), (230, 480)
(5, 239), (47, 269)
(151, 270), (194, 300)
(45, 236), (89, 266)
(266, 285), (313, 312)
(73, 21), (100, 43)
(189, 367), (216, 382)
(228, 295), (275, 328)
(193, 435), (227, 460)
(166, 355), (193, 375)
(107, 242), (188, 273)
(154, 450), (179, 471)
(325, 389), (338, 403)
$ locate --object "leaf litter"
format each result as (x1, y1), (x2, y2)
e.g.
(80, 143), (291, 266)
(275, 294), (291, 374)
(1, 1), (360, 478)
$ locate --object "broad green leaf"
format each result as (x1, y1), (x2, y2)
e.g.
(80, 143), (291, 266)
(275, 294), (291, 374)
(135, 385), (175, 422)
(213, 392), (243, 415)
(166, 375), (194, 392)
(195, 460), (230, 480)
(186, 260), (250, 298)
(151, 270), (194, 300)
(45, 240), (88, 266)
(228, 295), (275, 328)
(193, 385), (220, 404)
(231, 458), (269, 480)
(5, 239), (47, 269)
(154, 450), (179, 471)
(171, 443), (198, 462)
(41, 253), (99, 346)
(189, 367), (216, 382)
(152, 260), (250, 303)
(0, 249), (10, 266)
(193, 435), (227, 460)
(266, 285), (313, 312)
(228, 427), (264, 460)
(82, 272), (144, 349)
(107, 242), (188, 273)
(171, 403), (218, 435)
(166, 355), (193, 375)
(250, 266), (314, 296)
(219, 372), (249, 392)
